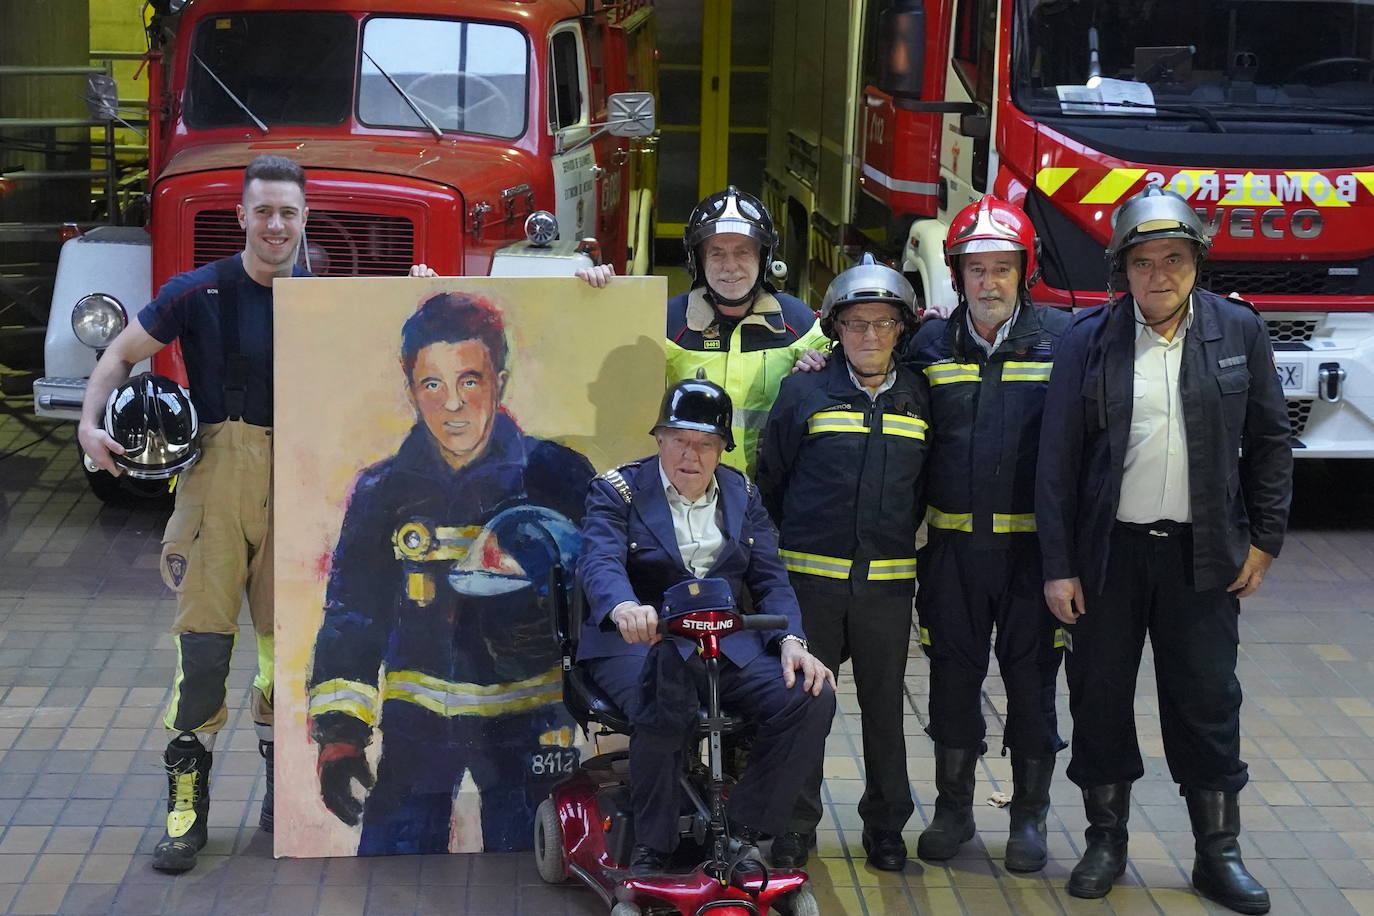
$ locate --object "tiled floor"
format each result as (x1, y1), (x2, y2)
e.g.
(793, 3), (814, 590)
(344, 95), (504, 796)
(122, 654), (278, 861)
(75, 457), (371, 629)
(2, 394), (1374, 914)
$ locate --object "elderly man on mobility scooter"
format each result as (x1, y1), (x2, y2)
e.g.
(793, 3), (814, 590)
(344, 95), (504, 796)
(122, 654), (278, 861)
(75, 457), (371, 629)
(574, 374), (837, 892)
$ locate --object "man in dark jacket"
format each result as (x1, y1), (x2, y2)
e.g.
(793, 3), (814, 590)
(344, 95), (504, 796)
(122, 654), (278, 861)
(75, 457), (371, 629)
(905, 197), (1070, 873)
(1037, 186), (1292, 914)
(308, 291), (595, 855)
(758, 254), (929, 872)
(579, 375), (835, 876)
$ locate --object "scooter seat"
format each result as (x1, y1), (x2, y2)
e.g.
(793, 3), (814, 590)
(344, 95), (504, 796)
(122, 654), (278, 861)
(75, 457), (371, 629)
(565, 664), (634, 733)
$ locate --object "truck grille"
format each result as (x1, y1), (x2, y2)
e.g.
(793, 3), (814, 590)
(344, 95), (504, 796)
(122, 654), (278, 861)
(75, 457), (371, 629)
(1266, 319), (1317, 343)
(1287, 399), (1311, 439)
(1198, 263), (1361, 297)
(192, 209), (415, 276)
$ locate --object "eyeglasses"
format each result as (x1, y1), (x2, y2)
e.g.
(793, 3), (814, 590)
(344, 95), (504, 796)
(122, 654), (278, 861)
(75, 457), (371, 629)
(836, 318), (900, 335)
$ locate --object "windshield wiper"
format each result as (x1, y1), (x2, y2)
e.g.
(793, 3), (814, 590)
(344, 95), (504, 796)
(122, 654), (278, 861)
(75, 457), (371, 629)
(1092, 98), (1226, 133)
(362, 49), (444, 141)
(192, 53), (268, 133)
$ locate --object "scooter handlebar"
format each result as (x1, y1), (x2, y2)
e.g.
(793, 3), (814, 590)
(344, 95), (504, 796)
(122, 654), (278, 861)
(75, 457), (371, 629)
(741, 614), (788, 631)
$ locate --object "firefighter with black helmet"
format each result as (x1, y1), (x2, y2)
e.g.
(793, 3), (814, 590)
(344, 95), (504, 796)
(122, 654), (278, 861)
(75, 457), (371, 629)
(579, 371), (836, 877)
(666, 187), (827, 476)
(1037, 185), (1291, 912)
(77, 154), (311, 873)
(757, 254), (930, 872)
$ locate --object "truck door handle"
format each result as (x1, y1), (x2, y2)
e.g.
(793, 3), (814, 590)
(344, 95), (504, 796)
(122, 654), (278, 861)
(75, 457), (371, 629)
(1318, 362), (1345, 402)
(589, 164), (604, 179)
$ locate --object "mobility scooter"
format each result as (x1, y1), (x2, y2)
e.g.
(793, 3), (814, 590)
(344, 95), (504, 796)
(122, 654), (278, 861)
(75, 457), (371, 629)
(534, 576), (820, 916)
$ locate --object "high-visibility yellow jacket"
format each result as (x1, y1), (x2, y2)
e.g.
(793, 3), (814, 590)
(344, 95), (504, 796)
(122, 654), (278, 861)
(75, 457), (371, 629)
(666, 287), (826, 477)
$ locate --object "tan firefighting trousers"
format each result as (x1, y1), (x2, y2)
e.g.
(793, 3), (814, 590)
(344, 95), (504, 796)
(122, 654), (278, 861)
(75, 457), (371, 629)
(159, 420), (273, 736)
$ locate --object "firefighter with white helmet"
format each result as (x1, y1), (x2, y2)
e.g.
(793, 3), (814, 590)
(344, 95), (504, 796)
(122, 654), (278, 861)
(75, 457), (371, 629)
(757, 253), (930, 871)
(1038, 184), (1291, 911)
(666, 186), (828, 476)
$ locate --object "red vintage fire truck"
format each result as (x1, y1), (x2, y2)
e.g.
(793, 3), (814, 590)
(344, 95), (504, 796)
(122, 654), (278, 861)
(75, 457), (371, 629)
(765, 0), (1374, 458)
(36, 0), (657, 497)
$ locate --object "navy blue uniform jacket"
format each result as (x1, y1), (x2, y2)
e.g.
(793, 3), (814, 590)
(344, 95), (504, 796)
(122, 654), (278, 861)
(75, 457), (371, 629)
(576, 457), (804, 667)
(1036, 289), (1293, 594)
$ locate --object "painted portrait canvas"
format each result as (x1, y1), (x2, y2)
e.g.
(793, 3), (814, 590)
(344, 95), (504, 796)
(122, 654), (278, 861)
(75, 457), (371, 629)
(272, 275), (666, 857)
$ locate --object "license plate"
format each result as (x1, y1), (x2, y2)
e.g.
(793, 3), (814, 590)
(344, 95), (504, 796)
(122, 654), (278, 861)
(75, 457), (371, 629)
(1276, 362), (1303, 391)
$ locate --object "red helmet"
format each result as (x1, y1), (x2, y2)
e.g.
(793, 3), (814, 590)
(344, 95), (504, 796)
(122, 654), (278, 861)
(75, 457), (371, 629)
(944, 196), (1041, 292)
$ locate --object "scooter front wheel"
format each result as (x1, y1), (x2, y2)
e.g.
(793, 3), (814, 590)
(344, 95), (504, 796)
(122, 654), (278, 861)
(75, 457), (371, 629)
(777, 884), (819, 916)
(533, 797), (567, 884)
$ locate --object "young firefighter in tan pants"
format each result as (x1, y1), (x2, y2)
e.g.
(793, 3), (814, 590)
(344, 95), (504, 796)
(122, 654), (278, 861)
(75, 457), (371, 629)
(78, 155), (310, 873)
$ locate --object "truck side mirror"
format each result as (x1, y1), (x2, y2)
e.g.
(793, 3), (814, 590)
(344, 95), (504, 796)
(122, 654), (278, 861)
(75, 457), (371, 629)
(876, 2), (927, 99)
(957, 111), (990, 139)
(606, 91), (655, 137)
(85, 73), (119, 122)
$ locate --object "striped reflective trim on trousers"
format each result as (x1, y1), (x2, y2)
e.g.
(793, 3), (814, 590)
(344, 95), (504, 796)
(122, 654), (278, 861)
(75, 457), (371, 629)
(926, 508), (974, 532)
(868, 557), (918, 580)
(780, 549), (853, 579)
(992, 513), (1037, 533)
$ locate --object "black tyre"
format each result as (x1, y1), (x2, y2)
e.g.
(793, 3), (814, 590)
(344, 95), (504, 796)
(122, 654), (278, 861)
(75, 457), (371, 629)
(533, 797), (567, 884)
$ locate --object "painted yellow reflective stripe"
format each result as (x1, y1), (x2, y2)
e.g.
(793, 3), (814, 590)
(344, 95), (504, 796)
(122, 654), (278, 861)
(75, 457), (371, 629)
(382, 668), (563, 718)
(1035, 167), (1078, 196)
(1081, 168), (1147, 204)
(308, 678), (381, 725)
(780, 548), (853, 579)
(1001, 361), (1053, 383)
(869, 557), (918, 580)
(992, 513), (1038, 533)
(1053, 627), (1066, 649)
(927, 508), (974, 532)
(807, 410), (868, 435)
(881, 414), (928, 440)
(924, 363), (981, 386)
(918, 625), (932, 646)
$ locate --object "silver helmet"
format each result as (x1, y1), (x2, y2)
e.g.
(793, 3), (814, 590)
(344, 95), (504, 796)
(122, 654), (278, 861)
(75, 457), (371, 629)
(819, 253), (918, 340)
(1107, 184), (1211, 270)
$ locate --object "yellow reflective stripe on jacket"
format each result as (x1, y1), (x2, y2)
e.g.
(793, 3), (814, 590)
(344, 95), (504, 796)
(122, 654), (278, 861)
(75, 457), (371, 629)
(927, 508), (974, 532)
(924, 362), (980, 386)
(1001, 361), (1053, 383)
(382, 668), (562, 718)
(881, 414), (927, 440)
(1053, 627), (1066, 649)
(308, 678), (381, 725)
(780, 549), (853, 579)
(869, 557), (918, 580)
(918, 625), (932, 646)
(807, 410), (867, 435)
(992, 513), (1037, 533)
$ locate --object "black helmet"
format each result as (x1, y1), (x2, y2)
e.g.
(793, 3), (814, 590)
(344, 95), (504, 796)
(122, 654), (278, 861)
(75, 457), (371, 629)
(651, 370), (735, 451)
(683, 186), (778, 304)
(103, 372), (201, 479)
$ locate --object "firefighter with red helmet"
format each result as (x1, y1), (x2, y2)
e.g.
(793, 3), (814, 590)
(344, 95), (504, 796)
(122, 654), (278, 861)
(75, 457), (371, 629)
(757, 254), (930, 872)
(907, 196), (1072, 871)
(666, 187), (828, 476)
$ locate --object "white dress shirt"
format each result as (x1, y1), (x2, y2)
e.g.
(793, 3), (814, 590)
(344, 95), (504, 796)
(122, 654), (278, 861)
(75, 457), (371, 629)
(966, 305), (1019, 356)
(1118, 299), (1193, 524)
(846, 360), (896, 401)
(660, 465), (725, 577)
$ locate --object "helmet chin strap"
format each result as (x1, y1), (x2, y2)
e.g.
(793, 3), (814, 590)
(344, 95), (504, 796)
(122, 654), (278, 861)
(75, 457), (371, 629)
(704, 283), (758, 309)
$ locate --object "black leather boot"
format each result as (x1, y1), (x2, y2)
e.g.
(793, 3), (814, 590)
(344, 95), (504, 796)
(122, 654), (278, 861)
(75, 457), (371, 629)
(1067, 783), (1130, 898)
(916, 745), (978, 861)
(259, 739), (274, 833)
(1005, 754), (1055, 872)
(152, 732), (213, 873)
(1186, 789), (1270, 914)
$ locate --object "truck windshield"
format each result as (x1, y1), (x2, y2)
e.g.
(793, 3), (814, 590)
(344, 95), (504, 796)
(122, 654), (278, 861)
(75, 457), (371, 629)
(1015, 0), (1374, 120)
(184, 11), (356, 129)
(358, 17), (528, 139)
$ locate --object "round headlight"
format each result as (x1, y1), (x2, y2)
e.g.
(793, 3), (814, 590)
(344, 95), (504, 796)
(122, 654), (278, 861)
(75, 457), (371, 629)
(524, 210), (559, 247)
(71, 293), (128, 349)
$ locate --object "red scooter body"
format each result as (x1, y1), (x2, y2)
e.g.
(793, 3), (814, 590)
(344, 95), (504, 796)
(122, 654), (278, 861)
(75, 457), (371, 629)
(535, 605), (820, 916)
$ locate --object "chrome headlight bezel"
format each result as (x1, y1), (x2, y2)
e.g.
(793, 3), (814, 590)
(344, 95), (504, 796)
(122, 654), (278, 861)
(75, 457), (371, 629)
(71, 293), (128, 350)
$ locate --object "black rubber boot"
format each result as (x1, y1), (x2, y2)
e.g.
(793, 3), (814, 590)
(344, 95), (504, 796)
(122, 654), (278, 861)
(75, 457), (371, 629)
(1066, 783), (1130, 898)
(916, 745), (978, 861)
(259, 740), (274, 833)
(1005, 754), (1055, 872)
(1186, 789), (1270, 914)
(152, 733), (212, 873)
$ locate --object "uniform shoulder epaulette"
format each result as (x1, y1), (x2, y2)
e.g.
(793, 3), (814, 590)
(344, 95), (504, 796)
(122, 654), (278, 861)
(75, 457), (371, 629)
(1222, 291), (1260, 316)
(599, 462), (640, 504)
(716, 463), (755, 496)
